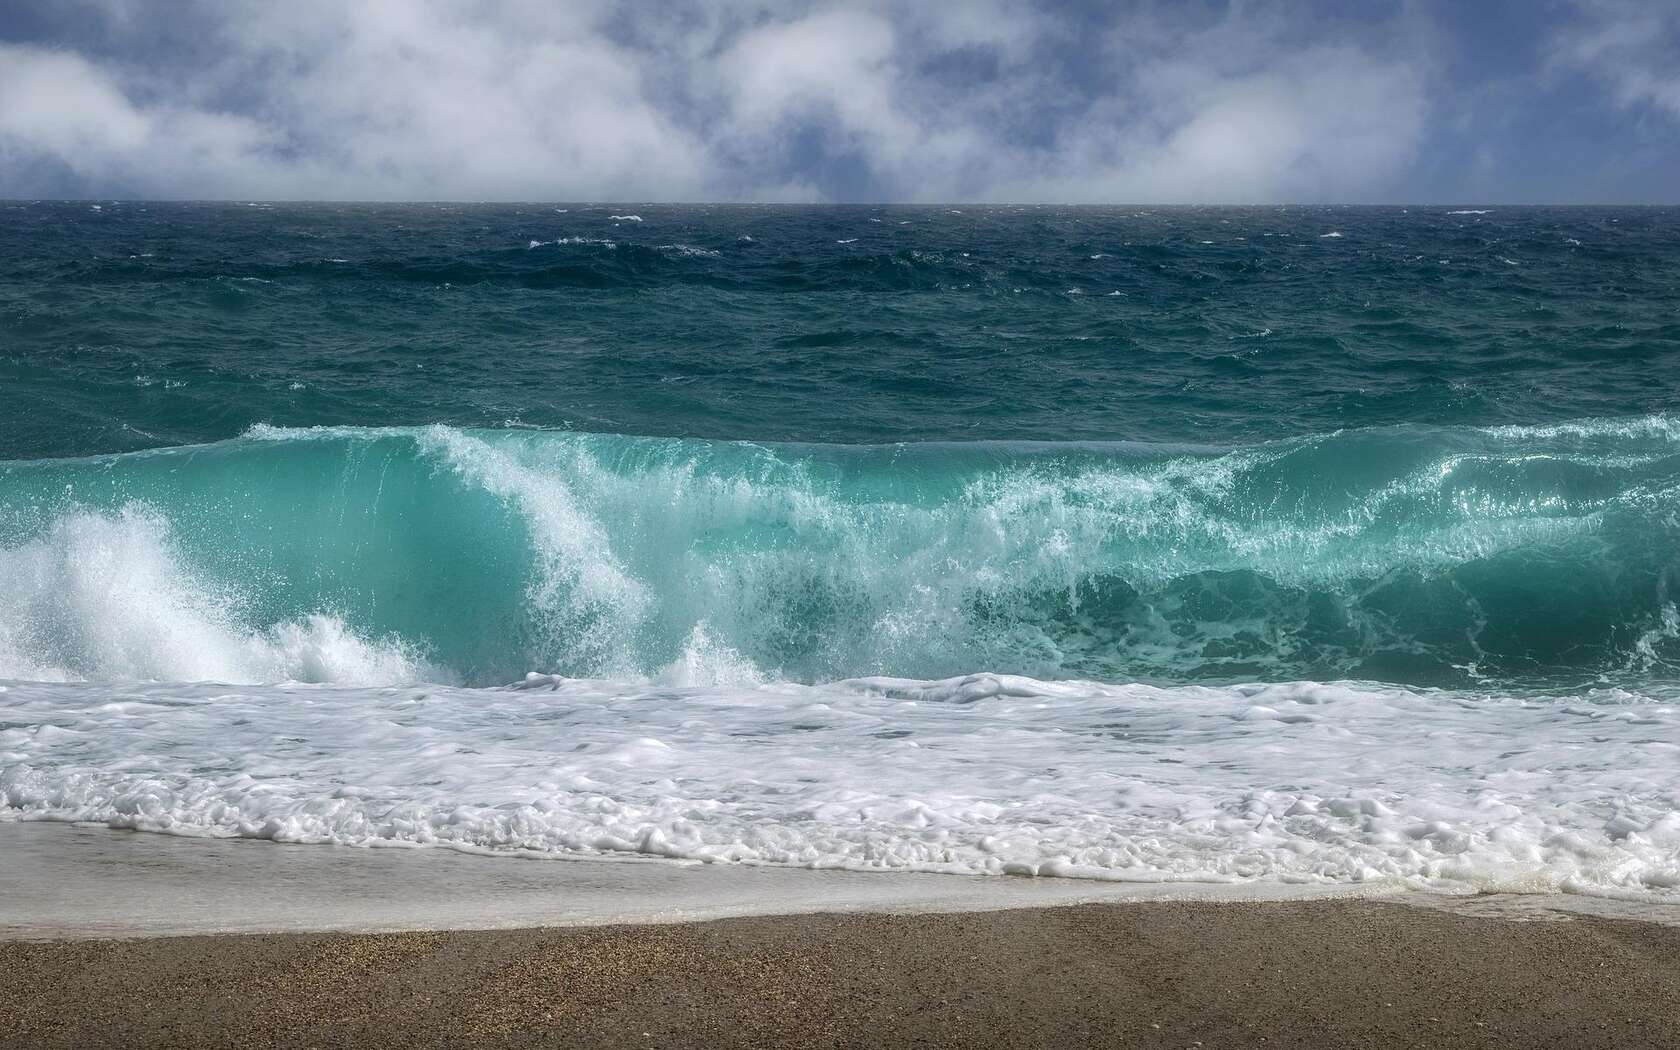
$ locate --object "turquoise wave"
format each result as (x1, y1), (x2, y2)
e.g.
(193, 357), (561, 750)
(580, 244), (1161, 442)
(2, 416), (1677, 687)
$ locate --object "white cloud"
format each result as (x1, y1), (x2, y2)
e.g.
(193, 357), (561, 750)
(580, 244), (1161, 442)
(0, 41), (284, 196)
(1010, 44), (1429, 203)
(0, 0), (1438, 202)
(0, 2), (712, 199)
(1553, 0), (1680, 120)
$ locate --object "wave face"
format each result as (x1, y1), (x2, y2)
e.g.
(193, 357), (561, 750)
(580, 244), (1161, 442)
(2, 417), (1677, 688)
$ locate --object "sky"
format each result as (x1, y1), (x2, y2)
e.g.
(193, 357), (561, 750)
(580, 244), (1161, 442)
(0, 0), (1675, 203)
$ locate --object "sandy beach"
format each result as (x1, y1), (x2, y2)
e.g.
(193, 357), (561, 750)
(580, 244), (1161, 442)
(5, 897), (1680, 1048)
(4, 825), (1680, 1048)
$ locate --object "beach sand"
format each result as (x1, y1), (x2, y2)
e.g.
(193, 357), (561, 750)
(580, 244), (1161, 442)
(4, 898), (1680, 1048)
(3, 825), (1679, 1048)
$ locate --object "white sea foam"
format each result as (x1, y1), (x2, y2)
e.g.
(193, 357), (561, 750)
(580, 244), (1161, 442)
(1448, 210), (1492, 215)
(1319, 231), (1343, 238)
(0, 505), (433, 686)
(2, 674), (1676, 899)
(610, 214), (643, 222)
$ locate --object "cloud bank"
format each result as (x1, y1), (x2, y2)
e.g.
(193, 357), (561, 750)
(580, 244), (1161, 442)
(1552, 0), (1680, 119)
(0, 1), (1672, 202)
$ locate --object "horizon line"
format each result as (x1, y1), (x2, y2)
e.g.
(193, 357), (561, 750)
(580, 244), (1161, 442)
(6, 199), (1678, 208)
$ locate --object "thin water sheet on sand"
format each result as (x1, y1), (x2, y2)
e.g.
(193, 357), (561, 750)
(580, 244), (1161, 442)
(0, 822), (1360, 940)
(3, 823), (1676, 941)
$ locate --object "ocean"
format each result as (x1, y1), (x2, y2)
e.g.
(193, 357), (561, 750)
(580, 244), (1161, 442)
(2, 202), (1677, 896)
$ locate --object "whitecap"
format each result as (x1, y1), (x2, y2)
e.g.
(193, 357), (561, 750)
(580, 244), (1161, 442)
(657, 244), (721, 259)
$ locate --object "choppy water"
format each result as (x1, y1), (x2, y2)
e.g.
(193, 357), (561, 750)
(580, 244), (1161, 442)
(2, 203), (1678, 897)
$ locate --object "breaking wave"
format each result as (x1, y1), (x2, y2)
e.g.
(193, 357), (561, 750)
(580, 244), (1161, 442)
(1, 415), (1678, 688)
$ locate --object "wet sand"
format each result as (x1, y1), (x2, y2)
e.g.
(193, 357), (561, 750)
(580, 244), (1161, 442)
(4, 897), (1680, 1049)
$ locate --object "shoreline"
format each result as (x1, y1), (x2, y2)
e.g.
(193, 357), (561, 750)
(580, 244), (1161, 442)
(5, 824), (1680, 1047)
(6, 821), (1679, 942)
(0, 821), (1370, 941)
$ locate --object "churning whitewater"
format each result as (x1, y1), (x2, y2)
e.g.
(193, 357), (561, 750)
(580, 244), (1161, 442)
(1, 672), (1677, 895)
(3, 204), (1678, 900)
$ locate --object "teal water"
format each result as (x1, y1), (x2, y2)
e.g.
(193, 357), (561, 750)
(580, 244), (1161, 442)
(2, 203), (1678, 690)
